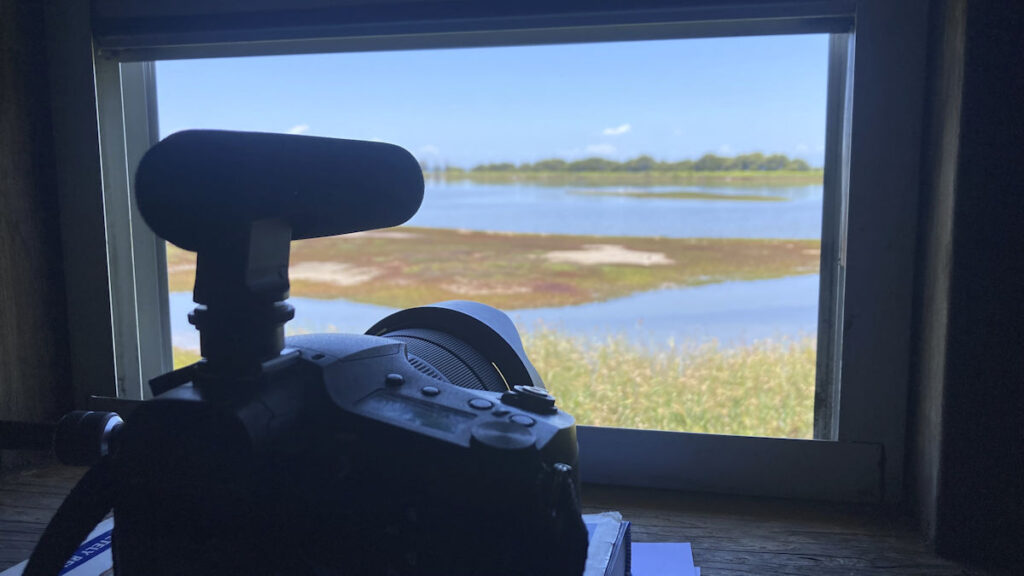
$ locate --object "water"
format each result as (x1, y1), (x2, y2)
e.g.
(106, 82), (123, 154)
(169, 275), (818, 351)
(407, 181), (823, 239)
(170, 181), (823, 351)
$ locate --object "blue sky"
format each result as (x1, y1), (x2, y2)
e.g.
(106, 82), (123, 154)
(156, 34), (829, 168)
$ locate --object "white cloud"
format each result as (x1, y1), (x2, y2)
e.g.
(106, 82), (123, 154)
(602, 123), (631, 136)
(717, 144), (733, 155)
(585, 143), (617, 156)
(286, 124), (310, 135)
(794, 143), (810, 153)
(418, 144), (441, 156)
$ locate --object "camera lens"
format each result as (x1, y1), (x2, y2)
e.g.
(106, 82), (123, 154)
(383, 328), (509, 393)
(367, 301), (546, 395)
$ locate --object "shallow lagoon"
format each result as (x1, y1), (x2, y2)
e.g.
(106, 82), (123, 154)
(170, 181), (823, 351)
(170, 275), (818, 351)
(407, 181), (823, 239)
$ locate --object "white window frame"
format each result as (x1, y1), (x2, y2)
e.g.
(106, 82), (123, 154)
(46, 0), (929, 504)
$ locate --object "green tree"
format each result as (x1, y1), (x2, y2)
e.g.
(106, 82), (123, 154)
(622, 155), (657, 172)
(664, 159), (695, 171)
(693, 153), (728, 171)
(734, 152), (766, 170)
(761, 154), (789, 170)
(472, 162), (517, 172)
(532, 158), (568, 171)
(568, 157), (618, 172)
(465, 152), (819, 173)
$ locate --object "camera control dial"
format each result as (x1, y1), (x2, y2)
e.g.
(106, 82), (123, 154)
(501, 385), (558, 415)
(470, 420), (536, 451)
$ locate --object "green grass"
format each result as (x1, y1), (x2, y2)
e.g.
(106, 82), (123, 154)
(567, 188), (787, 202)
(166, 227), (820, 310)
(436, 169), (824, 187)
(173, 347), (201, 369)
(525, 329), (815, 439)
(173, 330), (815, 439)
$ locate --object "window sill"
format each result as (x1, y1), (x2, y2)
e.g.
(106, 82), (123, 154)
(1, 464), (989, 575)
(582, 484), (993, 575)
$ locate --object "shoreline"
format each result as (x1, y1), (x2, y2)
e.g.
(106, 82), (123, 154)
(166, 227), (820, 310)
(429, 169), (824, 188)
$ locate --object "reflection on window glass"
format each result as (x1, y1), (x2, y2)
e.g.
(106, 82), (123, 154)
(159, 34), (828, 438)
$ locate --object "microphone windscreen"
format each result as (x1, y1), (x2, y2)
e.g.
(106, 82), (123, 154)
(136, 130), (424, 251)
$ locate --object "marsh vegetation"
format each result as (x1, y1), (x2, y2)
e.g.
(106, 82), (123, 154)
(169, 165), (822, 439)
(166, 227), (819, 309)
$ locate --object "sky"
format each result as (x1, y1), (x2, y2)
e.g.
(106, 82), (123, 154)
(156, 34), (830, 168)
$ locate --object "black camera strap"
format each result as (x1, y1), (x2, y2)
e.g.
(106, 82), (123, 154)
(551, 466), (589, 576)
(24, 458), (115, 576)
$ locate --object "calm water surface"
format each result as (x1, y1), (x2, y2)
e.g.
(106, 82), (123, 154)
(406, 181), (822, 238)
(170, 275), (818, 351)
(170, 182), (823, 351)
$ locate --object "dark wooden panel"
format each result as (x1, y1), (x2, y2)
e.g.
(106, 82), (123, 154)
(0, 0), (73, 429)
(930, 0), (1024, 571)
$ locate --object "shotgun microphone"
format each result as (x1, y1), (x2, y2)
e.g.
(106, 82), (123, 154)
(136, 130), (424, 252)
(135, 130), (426, 371)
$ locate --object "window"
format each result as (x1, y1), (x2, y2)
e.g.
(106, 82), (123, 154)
(54, 0), (929, 503)
(158, 35), (829, 440)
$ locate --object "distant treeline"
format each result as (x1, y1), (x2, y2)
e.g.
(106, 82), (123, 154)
(442, 153), (815, 173)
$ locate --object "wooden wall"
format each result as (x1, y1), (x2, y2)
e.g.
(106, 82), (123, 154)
(911, 0), (1024, 570)
(0, 0), (73, 430)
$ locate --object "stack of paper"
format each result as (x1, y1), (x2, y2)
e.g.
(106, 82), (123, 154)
(583, 512), (700, 576)
(583, 512), (631, 576)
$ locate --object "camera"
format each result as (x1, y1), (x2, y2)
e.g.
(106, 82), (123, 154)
(33, 131), (588, 575)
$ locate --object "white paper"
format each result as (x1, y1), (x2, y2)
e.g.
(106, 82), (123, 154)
(631, 542), (699, 576)
(582, 511), (625, 576)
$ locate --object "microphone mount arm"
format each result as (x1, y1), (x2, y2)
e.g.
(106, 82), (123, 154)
(189, 218), (294, 376)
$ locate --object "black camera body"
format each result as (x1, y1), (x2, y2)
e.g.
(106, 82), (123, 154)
(38, 131), (587, 576)
(116, 318), (585, 575)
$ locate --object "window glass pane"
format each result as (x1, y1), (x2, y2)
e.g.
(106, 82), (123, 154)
(158, 34), (828, 438)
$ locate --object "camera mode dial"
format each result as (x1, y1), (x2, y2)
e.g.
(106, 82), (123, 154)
(501, 385), (558, 415)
